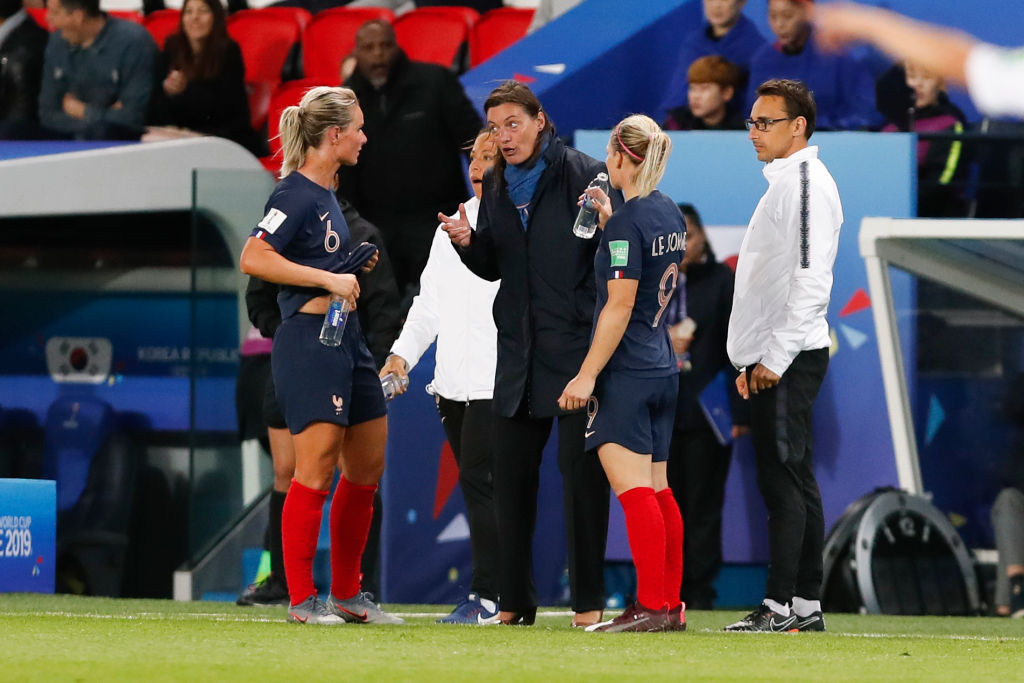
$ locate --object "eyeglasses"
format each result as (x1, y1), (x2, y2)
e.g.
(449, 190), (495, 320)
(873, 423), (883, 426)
(744, 117), (793, 132)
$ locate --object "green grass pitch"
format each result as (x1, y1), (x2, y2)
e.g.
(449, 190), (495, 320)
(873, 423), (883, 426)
(2, 594), (1022, 681)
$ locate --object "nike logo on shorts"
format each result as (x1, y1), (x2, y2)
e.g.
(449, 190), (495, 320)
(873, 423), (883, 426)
(318, 211), (330, 221)
(585, 431), (596, 438)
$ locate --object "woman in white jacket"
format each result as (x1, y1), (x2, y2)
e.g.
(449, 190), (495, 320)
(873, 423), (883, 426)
(379, 130), (502, 624)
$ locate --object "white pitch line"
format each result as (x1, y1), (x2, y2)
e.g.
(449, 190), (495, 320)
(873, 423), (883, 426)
(695, 628), (1024, 643)
(8, 611), (1024, 641)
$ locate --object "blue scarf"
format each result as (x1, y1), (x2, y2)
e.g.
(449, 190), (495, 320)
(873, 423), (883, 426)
(503, 134), (551, 230)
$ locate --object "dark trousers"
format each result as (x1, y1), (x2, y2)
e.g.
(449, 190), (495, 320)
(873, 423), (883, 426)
(666, 426), (732, 609)
(748, 348), (829, 604)
(436, 396), (499, 601)
(492, 410), (610, 613)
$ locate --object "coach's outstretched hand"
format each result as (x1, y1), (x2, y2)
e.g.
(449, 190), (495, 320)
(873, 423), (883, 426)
(440, 204), (472, 247)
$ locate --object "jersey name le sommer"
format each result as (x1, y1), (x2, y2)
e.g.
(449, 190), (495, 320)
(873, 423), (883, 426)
(594, 190), (686, 376)
(251, 172), (351, 320)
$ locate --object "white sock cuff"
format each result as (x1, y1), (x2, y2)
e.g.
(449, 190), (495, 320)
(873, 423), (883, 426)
(763, 598), (790, 616)
(792, 597), (821, 617)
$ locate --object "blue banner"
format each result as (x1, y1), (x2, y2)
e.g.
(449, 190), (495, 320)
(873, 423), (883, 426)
(0, 479), (56, 593)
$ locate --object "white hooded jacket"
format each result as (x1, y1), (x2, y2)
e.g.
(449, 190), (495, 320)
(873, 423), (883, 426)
(390, 196), (500, 401)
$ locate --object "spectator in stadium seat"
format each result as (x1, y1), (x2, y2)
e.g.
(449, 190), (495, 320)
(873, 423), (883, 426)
(661, 204), (748, 611)
(663, 56), (746, 131)
(37, 0), (157, 140)
(880, 62), (967, 218)
(746, 0), (879, 131)
(338, 19), (482, 312)
(440, 80), (617, 629)
(380, 130), (502, 625)
(146, 0), (262, 155)
(658, 0), (766, 121)
(814, 2), (1024, 120)
(0, 0), (49, 139)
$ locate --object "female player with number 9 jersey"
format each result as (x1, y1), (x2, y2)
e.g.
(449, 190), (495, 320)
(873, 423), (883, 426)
(558, 114), (687, 633)
(239, 86), (402, 626)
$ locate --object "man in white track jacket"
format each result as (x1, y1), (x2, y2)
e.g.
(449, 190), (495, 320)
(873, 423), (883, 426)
(725, 78), (842, 634)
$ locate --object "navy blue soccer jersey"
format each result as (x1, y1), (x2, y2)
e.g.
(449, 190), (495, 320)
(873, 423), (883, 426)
(594, 190), (687, 376)
(251, 172), (351, 320)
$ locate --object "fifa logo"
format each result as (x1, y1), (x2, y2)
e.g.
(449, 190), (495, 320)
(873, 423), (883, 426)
(332, 395), (344, 415)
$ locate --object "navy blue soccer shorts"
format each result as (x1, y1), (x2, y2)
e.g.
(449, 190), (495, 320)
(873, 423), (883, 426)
(584, 372), (678, 462)
(271, 313), (387, 434)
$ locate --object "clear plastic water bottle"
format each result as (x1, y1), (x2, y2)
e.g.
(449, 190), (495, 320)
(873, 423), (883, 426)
(319, 294), (351, 347)
(380, 373), (410, 402)
(572, 172), (609, 239)
(673, 317), (697, 371)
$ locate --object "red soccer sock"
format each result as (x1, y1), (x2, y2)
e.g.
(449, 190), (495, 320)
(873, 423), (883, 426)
(656, 487), (684, 611)
(329, 475), (377, 600)
(281, 478), (328, 606)
(618, 486), (666, 610)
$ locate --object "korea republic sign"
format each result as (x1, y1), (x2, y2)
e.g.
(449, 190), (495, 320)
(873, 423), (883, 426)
(0, 479), (56, 593)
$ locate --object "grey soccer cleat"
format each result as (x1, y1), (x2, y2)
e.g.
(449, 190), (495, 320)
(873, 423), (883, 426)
(327, 591), (406, 625)
(287, 595), (346, 625)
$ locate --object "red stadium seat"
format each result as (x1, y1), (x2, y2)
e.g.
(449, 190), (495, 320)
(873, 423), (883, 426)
(28, 7), (49, 30)
(469, 7), (534, 67)
(261, 78), (329, 176)
(302, 7), (395, 84)
(108, 10), (143, 24)
(393, 6), (479, 71)
(227, 8), (304, 130)
(143, 9), (181, 50)
(256, 6), (312, 34)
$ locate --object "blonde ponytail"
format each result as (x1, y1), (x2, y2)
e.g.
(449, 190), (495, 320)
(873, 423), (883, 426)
(610, 114), (673, 198)
(278, 105), (305, 178)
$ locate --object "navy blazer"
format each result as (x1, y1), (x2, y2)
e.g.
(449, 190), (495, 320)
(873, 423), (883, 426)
(460, 136), (620, 418)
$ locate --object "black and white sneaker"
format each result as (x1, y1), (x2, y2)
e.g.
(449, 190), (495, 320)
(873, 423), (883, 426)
(724, 603), (798, 632)
(794, 611), (826, 632)
(1010, 575), (1024, 619)
(236, 573), (289, 607)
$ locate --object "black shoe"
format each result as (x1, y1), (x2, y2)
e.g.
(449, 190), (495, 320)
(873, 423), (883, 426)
(498, 607), (537, 626)
(1011, 575), (1024, 619)
(236, 574), (289, 606)
(724, 603), (798, 632)
(794, 610), (826, 632)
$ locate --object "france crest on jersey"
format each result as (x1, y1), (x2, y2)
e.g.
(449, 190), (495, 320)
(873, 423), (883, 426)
(594, 190), (686, 376)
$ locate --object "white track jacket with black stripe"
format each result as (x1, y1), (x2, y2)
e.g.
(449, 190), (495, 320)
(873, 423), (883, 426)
(727, 145), (843, 378)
